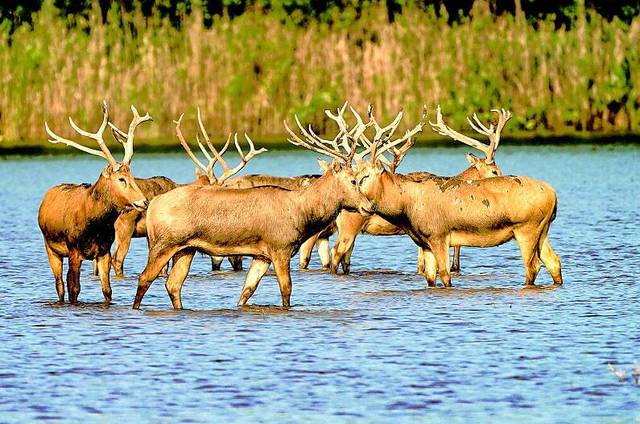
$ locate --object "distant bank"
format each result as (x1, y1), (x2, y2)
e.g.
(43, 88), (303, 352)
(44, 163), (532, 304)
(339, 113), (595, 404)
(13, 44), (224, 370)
(2, 133), (639, 156)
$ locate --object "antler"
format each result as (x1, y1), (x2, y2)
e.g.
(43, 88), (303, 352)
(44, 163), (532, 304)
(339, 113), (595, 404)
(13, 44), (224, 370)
(367, 105), (427, 171)
(429, 105), (511, 163)
(44, 100), (119, 168)
(285, 101), (369, 164)
(110, 105), (152, 164)
(175, 109), (267, 184)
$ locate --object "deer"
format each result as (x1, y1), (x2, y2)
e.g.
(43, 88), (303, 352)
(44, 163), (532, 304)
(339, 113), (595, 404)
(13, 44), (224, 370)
(222, 174), (333, 271)
(131, 106), (375, 310)
(174, 109), (268, 272)
(38, 101), (151, 304)
(329, 105), (507, 275)
(354, 107), (563, 289)
(91, 175), (177, 278)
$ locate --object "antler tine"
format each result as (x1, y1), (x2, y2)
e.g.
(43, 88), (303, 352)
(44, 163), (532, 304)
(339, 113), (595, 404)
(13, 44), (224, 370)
(325, 102), (352, 153)
(47, 100), (118, 168)
(108, 122), (128, 146)
(487, 108), (512, 156)
(285, 115), (349, 162)
(429, 105), (492, 158)
(195, 134), (214, 164)
(174, 114), (213, 182)
(285, 120), (345, 162)
(196, 106), (230, 174)
(216, 133), (267, 184)
(120, 104), (152, 164)
(369, 105), (426, 170)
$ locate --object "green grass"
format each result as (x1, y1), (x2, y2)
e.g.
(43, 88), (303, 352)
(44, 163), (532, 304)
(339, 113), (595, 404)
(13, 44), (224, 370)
(1, 0), (639, 152)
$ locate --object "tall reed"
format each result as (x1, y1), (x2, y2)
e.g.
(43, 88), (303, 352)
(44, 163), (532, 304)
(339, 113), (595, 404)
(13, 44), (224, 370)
(0, 0), (638, 145)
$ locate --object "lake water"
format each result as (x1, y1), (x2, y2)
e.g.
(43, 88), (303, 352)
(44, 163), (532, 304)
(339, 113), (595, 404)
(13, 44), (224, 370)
(0, 144), (639, 422)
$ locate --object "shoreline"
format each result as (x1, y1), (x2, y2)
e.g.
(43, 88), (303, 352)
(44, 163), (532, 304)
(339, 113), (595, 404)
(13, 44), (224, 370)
(2, 133), (639, 156)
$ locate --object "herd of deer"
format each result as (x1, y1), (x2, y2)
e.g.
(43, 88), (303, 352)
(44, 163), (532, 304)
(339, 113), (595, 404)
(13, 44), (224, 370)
(37, 101), (563, 310)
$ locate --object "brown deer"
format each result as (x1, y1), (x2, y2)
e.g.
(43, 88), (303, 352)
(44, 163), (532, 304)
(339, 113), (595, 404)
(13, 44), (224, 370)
(38, 102), (151, 304)
(354, 107), (563, 288)
(330, 105), (506, 275)
(132, 107), (373, 309)
(91, 175), (177, 278)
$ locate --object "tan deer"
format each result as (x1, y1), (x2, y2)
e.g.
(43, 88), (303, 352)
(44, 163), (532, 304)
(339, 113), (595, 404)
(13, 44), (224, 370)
(330, 105), (507, 275)
(132, 107), (372, 309)
(222, 174), (333, 270)
(355, 107), (563, 288)
(38, 101), (151, 304)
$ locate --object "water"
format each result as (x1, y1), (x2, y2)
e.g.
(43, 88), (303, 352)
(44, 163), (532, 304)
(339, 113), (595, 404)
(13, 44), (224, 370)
(0, 144), (639, 422)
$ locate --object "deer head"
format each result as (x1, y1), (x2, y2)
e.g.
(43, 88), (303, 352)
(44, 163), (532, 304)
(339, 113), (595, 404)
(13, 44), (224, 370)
(353, 105), (427, 213)
(44, 101), (151, 211)
(175, 108), (267, 186)
(429, 105), (511, 178)
(284, 101), (373, 213)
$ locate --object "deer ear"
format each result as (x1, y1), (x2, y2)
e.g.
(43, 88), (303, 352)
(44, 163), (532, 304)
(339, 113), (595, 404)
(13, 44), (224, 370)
(101, 165), (113, 177)
(466, 153), (481, 166)
(317, 159), (331, 173)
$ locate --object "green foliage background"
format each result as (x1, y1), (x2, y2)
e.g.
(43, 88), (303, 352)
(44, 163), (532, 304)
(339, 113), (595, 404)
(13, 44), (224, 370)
(1, 0), (639, 146)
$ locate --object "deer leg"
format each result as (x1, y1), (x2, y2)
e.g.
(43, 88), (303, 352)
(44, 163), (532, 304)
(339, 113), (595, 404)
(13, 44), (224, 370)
(133, 246), (179, 309)
(331, 232), (356, 274)
(92, 259), (99, 276)
(421, 248), (438, 288)
(210, 256), (224, 271)
(316, 238), (330, 270)
(238, 258), (271, 306)
(514, 229), (541, 286)
(273, 256), (292, 307)
(228, 256), (243, 271)
(417, 247), (425, 275)
(451, 246), (461, 274)
(298, 235), (318, 269)
(340, 239), (355, 274)
(112, 218), (135, 279)
(96, 253), (112, 303)
(67, 252), (82, 304)
(539, 234), (563, 286)
(45, 243), (65, 303)
(430, 240), (452, 288)
(165, 249), (195, 310)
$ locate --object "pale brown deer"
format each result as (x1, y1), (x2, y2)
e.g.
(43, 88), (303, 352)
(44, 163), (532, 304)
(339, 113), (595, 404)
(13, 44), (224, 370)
(222, 174), (333, 270)
(132, 108), (372, 309)
(355, 108), (563, 288)
(331, 105), (508, 275)
(175, 109), (268, 272)
(38, 102), (151, 304)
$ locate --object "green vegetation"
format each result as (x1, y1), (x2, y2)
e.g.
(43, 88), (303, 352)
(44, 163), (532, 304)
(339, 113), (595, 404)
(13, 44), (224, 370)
(1, 0), (639, 150)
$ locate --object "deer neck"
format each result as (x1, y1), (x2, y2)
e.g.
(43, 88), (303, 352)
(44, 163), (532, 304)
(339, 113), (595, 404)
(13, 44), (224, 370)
(456, 165), (480, 180)
(294, 174), (345, 237)
(87, 174), (119, 223)
(371, 171), (410, 220)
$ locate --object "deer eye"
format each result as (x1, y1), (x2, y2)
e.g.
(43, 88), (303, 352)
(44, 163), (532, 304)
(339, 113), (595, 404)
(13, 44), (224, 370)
(350, 179), (356, 186)
(118, 177), (127, 185)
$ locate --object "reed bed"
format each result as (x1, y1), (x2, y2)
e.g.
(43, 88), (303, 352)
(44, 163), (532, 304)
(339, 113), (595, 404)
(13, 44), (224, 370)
(0, 0), (638, 146)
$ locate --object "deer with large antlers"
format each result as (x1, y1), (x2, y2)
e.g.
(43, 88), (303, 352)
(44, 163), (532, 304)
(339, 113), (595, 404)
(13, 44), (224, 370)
(132, 107), (371, 309)
(330, 105), (509, 274)
(38, 101), (151, 304)
(354, 107), (563, 288)
(415, 105), (510, 274)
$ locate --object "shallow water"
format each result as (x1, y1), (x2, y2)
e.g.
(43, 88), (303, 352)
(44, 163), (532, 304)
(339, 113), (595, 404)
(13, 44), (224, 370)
(0, 144), (639, 422)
